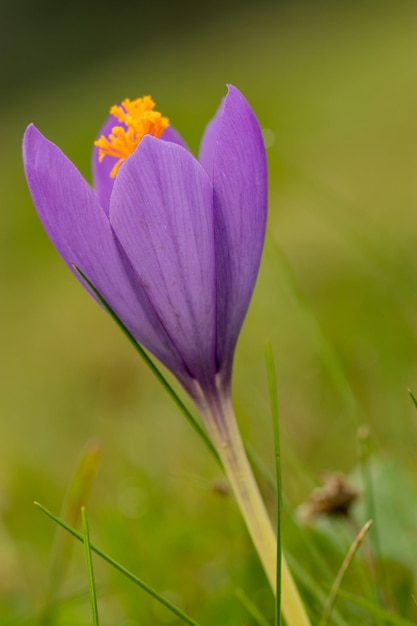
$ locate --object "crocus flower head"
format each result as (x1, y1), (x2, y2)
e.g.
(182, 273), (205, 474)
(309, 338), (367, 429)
(23, 85), (267, 406)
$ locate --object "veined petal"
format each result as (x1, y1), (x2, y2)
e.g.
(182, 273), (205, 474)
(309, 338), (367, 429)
(161, 125), (188, 149)
(198, 96), (226, 180)
(92, 114), (117, 215)
(92, 117), (187, 215)
(199, 85), (267, 379)
(109, 135), (217, 385)
(23, 124), (189, 382)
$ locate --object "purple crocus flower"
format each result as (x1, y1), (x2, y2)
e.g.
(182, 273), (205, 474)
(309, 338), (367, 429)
(23, 88), (312, 622)
(22, 85), (267, 408)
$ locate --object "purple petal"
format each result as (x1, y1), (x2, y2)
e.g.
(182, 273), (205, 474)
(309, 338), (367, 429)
(160, 125), (188, 149)
(198, 96), (226, 179)
(199, 85), (267, 378)
(92, 114), (118, 215)
(92, 116), (188, 215)
(23, 124), (189, 383)
(109, 135), (217, 386)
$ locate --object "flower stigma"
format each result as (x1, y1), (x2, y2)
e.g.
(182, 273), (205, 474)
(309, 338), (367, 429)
(94, 96), (169, 178)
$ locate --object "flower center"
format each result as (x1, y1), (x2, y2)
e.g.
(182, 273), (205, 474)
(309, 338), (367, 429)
(94, 96), (169, 178)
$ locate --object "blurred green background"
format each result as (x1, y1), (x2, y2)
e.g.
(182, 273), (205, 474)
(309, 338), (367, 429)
(1, 0), (416, 623)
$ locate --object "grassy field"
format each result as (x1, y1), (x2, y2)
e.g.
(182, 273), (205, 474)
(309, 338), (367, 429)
(1, 2), (416, 623)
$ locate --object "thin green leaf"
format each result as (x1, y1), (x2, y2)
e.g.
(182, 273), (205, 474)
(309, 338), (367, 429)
(265, 341), (282, 626)
(357, 427), (389, 617)
(35, 502), (201, 626)
(266, 237), (360, 426)
(40, 440), (102, 625)
(245, 442), (276, 494)
(335, 588), (416, 626)
(320, 519), (373, 626)
(235, 588), (271, 626)
(82, 507), (100, 626)
(73, 266), (219, 465)
(408, 388), (417, 410)
(246, 446), (338, 594)
(285, 555), (349, 626)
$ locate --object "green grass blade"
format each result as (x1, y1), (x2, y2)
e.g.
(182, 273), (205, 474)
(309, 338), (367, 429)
(266, 237), (360, 426)
(235, 588), (271, 626)
(81, 507), (100, 626)
(73, 266), (219, 465)
(64, 441), (102, 524)
(357, 427), (389, 617)
(334, 588), (416, 626)
(245, 442), (276, 494)
(265, 341), (282, 626)
(40, 440), (102, 625)
(320, 519), (373, 626)
(246, 442), (340, 595)
(408, 388), (417, 410)
(285, 555), (348, 626)
(35, 502), (201, 626)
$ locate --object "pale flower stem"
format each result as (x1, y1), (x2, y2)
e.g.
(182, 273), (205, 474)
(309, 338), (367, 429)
(196, 385), (311, 626)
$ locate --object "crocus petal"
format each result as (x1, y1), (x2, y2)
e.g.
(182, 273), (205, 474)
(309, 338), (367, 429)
(161, 125), (188, 149)
(92, 114), (117, 215)
(23, 124), (189, 382)
(92, 118), (188, 215)
(198, 96), (226, 180)
(199, 85), (267, 380)
(109, 135), (217, 387)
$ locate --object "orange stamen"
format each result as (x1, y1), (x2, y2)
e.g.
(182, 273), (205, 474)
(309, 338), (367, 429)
(94, 96), (169, 178)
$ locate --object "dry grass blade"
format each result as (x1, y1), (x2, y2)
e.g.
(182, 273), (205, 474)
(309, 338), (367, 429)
(320, 519), (373, 626)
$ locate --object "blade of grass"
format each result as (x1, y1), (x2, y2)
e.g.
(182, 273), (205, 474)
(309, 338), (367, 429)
(265, 341), (282, 626)
(245, 436), (341, 594)
(285, 554), (348, 626)
(334, 588), (416, 626)
(247, 441), (353, 616)
(81, 507), (99, 626)
(40, 440), (102, 625)
(266, 237), (360, 426)
(35, 502), (201, 626)
(408, 388), (417, 410)
(245, 442), (277, 494)
(357, 426), (390, 616)
(235, 588), (271, 626)
(264, 343), (350, 624)
(74, 266), (219, 466)
(320, 519), (373, 626)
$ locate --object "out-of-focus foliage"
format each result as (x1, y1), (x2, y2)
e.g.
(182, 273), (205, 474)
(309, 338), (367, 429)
(0, 0), (277, 95)
(1, 0), (415, 623)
